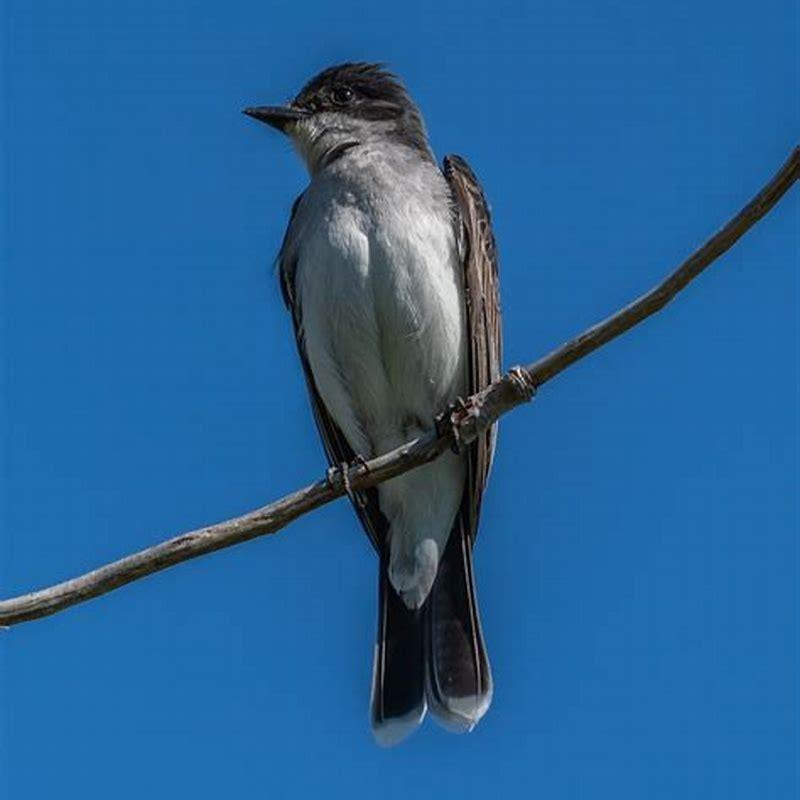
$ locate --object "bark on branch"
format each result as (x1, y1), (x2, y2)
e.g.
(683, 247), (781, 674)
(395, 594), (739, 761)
(2, 147), (798, 627)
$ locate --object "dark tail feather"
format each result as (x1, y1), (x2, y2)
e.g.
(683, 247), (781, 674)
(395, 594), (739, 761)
(370, 555), (426, 746)
(425, 514), (493, 731)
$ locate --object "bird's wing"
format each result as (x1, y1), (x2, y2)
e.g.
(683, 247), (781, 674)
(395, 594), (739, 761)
(279, 194), (387, 553)
(443, 155), (502, 539)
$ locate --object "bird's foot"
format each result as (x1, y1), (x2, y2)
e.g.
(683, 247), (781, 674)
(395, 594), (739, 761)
(350, 455), (370, 508)
(326, 462), (354, 502)
(326, 456), (370, 506)
(435, 396), (472, 454)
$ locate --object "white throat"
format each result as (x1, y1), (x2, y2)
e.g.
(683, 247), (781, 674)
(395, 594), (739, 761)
(288, 113), (399, 175)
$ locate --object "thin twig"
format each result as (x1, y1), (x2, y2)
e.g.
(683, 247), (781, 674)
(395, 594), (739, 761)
(1, 147), (797, 627)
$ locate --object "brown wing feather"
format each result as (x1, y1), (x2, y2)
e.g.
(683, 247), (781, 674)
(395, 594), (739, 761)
(443, 155), (502, 540)
(279, 195), (387, 554)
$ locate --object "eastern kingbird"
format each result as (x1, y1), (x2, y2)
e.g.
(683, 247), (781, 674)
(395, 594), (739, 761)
(245, 63), (501, 746)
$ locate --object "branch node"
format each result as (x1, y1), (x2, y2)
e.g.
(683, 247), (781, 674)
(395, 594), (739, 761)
(508, 365), (537, 402)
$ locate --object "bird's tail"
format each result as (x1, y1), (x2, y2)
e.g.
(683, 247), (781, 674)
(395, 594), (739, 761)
(370, 515), (492, 746)
(425, 514), (493, 731)
(371, 553), (427, 747)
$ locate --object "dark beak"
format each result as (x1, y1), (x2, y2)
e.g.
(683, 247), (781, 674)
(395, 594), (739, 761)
(242, 105), (308, 133)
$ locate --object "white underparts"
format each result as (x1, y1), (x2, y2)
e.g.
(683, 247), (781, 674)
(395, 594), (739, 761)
(290, 138), (468, 611)
(379, 449), (465, 609)
(388, 537), (438, 610)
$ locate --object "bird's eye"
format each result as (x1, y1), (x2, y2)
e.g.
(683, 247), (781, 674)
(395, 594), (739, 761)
(330, 85), (354, 105)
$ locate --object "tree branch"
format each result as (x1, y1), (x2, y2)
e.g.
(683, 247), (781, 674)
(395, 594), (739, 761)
(2, 147), (797, 627)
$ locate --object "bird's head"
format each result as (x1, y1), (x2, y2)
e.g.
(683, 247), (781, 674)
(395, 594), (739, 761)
(244, 62), (432, 173)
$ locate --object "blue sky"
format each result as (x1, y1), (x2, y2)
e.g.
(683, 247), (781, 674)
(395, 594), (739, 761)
(2, 1), (797, 798)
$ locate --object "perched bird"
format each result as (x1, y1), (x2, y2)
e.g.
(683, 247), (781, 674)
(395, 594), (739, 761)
(245, 63), (501, 746)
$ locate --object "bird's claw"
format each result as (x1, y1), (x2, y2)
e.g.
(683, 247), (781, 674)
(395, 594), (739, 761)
(327, 462), (354, 502)
(435, 396), (472, 454)
(327, 456), (369, 506)
(326, 465), (339, 488)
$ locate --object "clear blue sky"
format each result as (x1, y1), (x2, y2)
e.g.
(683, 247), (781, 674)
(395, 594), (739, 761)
(2, 1), (797, 797)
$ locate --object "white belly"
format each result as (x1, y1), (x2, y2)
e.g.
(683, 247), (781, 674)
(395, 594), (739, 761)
(294, 176), (467, 608)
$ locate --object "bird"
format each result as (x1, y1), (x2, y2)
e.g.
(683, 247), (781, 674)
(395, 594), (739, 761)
(244, 63), (501, 746)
